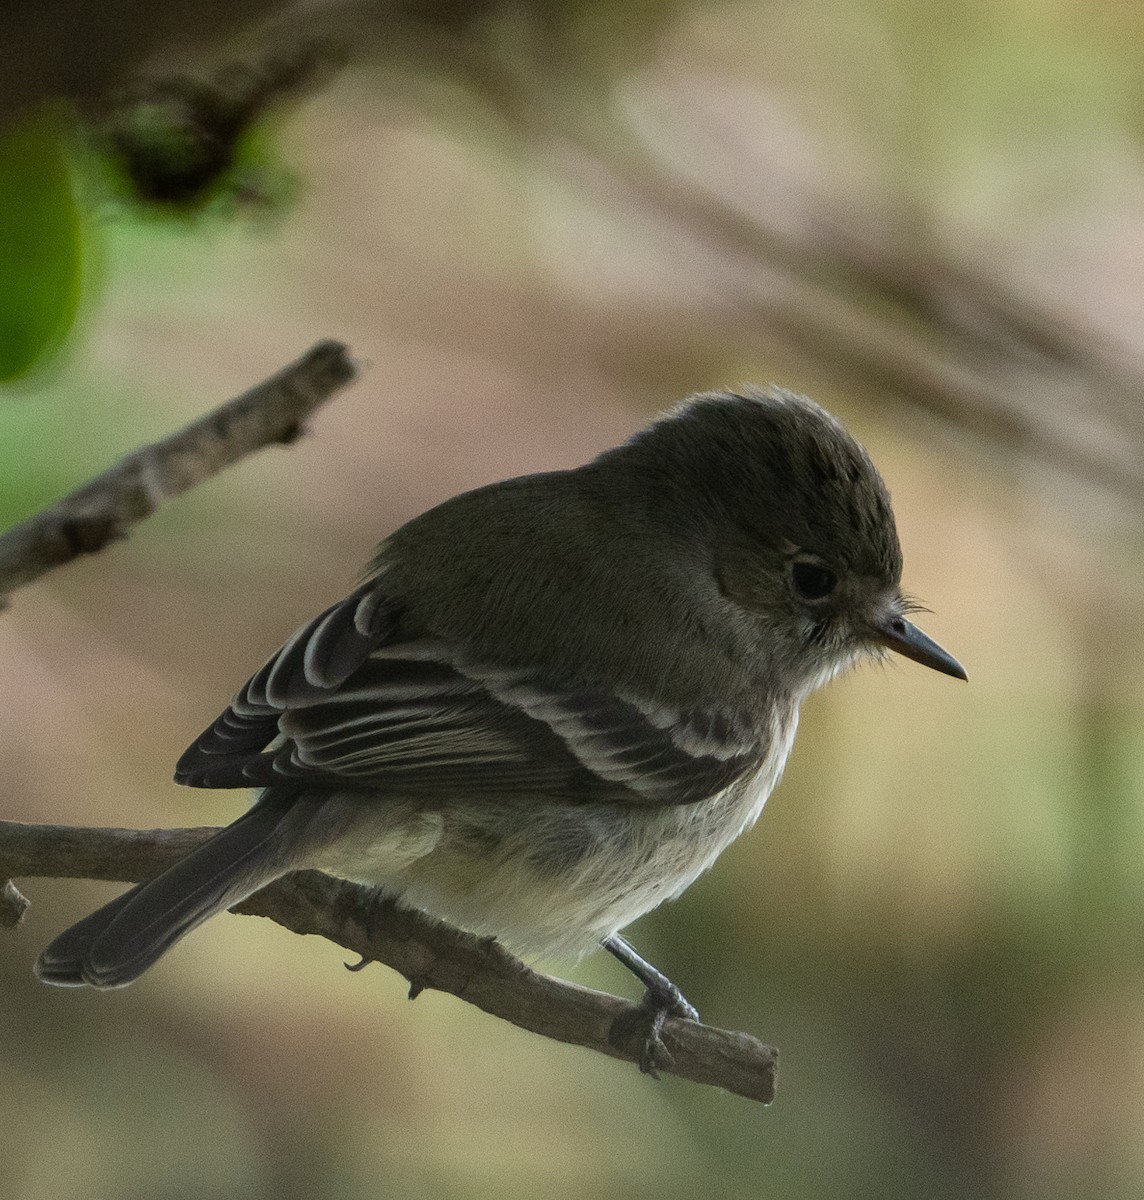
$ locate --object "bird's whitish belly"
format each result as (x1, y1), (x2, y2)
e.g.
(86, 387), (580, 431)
(303, 702), (799, 962)
(380, 710), (797, 961)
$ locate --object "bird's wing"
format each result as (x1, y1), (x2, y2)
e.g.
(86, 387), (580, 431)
(175, 582), (765, 807)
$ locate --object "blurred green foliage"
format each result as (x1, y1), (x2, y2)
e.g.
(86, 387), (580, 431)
(0, 109), (86, 383)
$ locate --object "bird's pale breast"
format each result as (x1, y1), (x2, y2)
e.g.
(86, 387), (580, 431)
(308, 700), (800, 961)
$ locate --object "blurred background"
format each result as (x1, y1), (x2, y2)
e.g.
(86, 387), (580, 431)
(2, 1), (1144, 1197)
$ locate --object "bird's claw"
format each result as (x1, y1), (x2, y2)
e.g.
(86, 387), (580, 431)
(609, 983), (699, 1077)
(660, 983), (700, 1025)
(637, 1003), (671, 1076)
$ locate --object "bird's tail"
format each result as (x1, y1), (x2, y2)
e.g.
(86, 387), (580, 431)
(35, 800), (292, 989)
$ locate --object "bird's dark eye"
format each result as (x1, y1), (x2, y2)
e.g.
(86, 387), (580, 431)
(791, 561), (838, 601)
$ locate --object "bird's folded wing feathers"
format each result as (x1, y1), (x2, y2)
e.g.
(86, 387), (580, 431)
(175, 581), (765, 806)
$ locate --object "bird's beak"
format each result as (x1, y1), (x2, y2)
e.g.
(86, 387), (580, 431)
(872, 613), (967, 681)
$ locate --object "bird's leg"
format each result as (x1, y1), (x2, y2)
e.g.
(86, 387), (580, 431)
(604, 934), (699, 1075)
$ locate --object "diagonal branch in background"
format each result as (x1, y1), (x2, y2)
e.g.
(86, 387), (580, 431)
(413, 30), (1144, 510)
(571, 125), (1144, 509)
(0, 339), (356, 598)
(0, 820), (778, 1104)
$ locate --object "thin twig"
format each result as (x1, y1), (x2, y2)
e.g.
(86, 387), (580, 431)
(0, 340), (356, 598)
(0, 820), (778, 1104)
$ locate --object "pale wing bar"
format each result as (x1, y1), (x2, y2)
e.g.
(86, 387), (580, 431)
(177, 590), (765, 805)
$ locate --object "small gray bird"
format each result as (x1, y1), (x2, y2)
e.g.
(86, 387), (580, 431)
(37, 387), (964, 1069)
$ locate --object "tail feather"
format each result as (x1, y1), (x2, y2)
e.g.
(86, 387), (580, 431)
(33, 882), (149, 986)
(36, 802), (291, 989)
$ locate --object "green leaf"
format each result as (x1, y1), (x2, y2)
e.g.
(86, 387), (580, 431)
(0, 108), (85, 382)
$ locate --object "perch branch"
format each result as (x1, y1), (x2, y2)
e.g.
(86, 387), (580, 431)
(0, 819), (777, 1104)
(0, 340), (356, 598)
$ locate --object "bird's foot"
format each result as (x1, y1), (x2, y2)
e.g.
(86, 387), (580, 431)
(609, 981), (699, 1077)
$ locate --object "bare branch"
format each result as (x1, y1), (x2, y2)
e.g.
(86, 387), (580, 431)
(0, 820), (778, 1104)
(0, 340), (356, 598)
